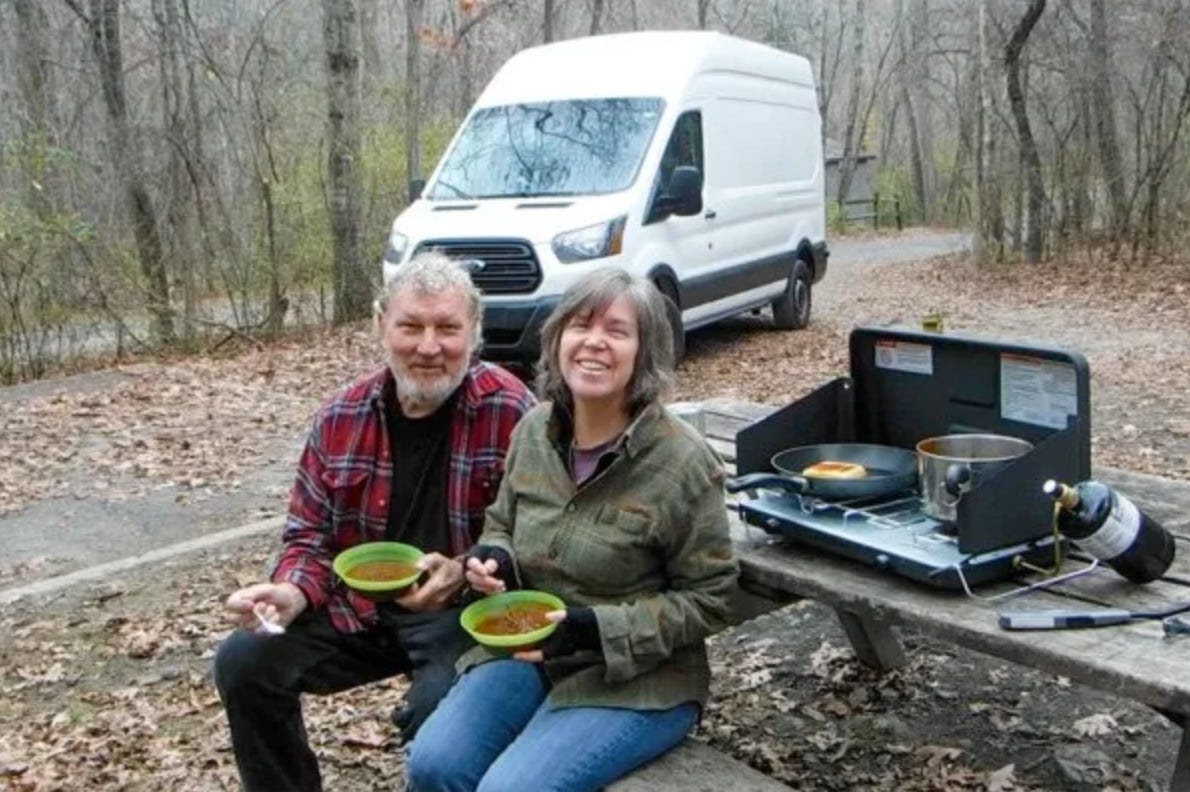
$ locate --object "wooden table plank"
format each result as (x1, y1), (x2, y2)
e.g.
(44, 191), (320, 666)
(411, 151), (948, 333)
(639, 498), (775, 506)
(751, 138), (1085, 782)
(733, 525), (1190, 716)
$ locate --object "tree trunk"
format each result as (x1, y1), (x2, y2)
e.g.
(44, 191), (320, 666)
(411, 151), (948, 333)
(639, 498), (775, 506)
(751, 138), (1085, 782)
(834, 0), (866, 207)
(697, 0), (711, 30)
(71, 0), (175, 343)
(589, 0), (604, 35)
(973, 0), (1002, 263)
(405, 0), (424, 185)
(12, 0), (58, 218)
(898, 0), (934, 223)
(1004, 0), (1047, 263)
(154, 0), (198, 345)
(359, 0), (381, 81)
(1088, 0), (1127, 240)
(322, 0), (369, 323)
(544, 0), (555, 42)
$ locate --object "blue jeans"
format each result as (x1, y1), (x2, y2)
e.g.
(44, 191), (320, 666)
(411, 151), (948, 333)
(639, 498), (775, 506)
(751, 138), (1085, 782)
(406, 659), (698, 792)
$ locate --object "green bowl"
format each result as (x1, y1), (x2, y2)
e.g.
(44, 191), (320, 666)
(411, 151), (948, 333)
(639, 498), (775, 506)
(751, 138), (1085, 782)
(333, 541), (424, 601)
(460, 590), (566, 651)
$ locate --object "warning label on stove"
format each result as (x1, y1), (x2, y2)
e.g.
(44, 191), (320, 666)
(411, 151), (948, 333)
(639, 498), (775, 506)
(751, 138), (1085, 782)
(873, 340), (933, 375)
(1000, 354), (1079, 429)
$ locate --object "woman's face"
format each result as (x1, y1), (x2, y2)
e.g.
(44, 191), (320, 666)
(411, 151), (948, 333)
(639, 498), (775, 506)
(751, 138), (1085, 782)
(558, 295), (640, 411)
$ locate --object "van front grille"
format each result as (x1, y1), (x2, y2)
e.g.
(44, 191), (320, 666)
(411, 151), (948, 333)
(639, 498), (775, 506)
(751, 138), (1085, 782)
(414, 239), (542, 295)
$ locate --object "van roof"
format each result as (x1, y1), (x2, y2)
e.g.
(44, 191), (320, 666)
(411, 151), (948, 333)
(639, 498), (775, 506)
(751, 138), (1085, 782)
(475, 31), (815, 107)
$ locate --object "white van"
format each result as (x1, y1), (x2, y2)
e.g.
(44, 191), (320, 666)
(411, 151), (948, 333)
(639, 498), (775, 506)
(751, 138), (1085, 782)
(382, 31), (827, 362)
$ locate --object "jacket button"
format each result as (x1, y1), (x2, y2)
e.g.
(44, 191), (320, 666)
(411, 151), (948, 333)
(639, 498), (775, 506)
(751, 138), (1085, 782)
(548, 548), (558, 559)
(565, 504), (575, 513)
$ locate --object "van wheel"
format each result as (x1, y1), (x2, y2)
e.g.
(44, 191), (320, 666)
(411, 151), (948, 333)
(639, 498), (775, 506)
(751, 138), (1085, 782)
(655, 281), (686, 364)
(772, 260), (812, 330)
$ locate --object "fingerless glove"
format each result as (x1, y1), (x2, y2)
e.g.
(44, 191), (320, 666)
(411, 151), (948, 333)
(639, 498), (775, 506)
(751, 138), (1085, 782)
(538, 606), (601, 659)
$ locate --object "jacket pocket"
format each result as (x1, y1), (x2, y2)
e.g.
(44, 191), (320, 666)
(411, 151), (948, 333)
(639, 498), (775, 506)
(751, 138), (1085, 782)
(566, 505), (660, 594)
(321, 468), (371, 521)
(468, 461), (504, 511)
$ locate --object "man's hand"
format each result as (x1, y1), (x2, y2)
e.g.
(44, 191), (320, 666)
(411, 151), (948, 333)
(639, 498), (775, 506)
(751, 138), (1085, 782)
(225, 582), (308, 633)
(463, 545), (516, 595)
(396, 553), (464, 612)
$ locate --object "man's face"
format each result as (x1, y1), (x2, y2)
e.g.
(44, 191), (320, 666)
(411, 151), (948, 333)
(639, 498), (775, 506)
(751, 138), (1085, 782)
(380, 286), (475, 415)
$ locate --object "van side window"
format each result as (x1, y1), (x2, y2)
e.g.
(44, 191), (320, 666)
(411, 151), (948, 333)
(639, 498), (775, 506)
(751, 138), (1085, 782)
(647, 111), (703, 224)
(660, 112), (703, 191)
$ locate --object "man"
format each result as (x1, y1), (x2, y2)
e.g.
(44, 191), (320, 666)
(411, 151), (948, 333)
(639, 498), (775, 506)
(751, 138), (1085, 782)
(213, 251), (536, 792)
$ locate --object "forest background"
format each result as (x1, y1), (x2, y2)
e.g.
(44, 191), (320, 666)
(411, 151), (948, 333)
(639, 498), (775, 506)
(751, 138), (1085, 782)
(3, 0), (1190, 387)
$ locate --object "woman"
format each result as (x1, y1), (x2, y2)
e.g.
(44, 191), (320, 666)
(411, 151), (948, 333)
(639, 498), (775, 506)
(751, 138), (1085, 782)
(406, 268), (738, 792)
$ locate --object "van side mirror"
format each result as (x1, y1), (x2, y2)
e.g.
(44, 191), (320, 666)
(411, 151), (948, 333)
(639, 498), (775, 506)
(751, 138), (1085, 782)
(408, 178), (426, 202)
(661, 166), (702, 217)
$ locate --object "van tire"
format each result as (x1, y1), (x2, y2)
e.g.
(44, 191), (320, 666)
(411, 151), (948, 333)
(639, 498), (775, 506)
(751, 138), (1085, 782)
(772, 259), (812, 330)
(655, 281), (686, 364)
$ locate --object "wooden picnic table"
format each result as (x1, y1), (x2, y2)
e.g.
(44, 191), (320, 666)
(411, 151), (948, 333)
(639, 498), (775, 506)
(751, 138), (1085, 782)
(690, 399), (1190, 790)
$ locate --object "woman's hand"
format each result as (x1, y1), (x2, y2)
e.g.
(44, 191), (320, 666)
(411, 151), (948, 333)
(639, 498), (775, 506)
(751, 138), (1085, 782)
(514, 607), (600, 663)
(224, 582), (308, 633)
(464, 545), (516, 595)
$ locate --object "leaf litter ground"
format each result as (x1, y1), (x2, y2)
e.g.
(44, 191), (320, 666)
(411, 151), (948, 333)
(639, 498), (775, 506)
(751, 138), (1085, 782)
(2, 236), (1189, 789)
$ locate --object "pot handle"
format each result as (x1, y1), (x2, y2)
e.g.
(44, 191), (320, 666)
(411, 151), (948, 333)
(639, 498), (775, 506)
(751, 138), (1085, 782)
(943, 464), (972, 498)
(725, 472), (809, 495)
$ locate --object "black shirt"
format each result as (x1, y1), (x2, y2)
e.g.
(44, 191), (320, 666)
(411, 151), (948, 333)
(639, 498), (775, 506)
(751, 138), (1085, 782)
(383, 384), (458, 557)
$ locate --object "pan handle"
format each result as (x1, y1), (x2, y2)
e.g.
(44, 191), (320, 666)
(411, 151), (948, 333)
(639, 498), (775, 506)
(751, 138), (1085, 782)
(724, 472), (809, 495)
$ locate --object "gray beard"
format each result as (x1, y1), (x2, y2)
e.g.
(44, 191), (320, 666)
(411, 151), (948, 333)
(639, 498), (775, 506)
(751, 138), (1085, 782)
(390, 364), (466, 415)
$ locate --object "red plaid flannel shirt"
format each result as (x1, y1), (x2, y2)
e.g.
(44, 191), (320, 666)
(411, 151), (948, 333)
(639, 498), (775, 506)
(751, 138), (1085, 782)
(272, 361), (536, 633)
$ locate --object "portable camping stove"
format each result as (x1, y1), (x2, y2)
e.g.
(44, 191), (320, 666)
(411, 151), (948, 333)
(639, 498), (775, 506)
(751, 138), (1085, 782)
(733, 326), (1091, 590)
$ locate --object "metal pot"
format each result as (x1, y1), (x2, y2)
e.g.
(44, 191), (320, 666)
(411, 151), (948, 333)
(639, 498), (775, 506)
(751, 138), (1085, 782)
(915, 434), (1033, 522)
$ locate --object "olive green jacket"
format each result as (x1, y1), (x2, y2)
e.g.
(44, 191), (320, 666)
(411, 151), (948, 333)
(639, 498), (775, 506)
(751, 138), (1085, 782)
(461, 401), (738, 711)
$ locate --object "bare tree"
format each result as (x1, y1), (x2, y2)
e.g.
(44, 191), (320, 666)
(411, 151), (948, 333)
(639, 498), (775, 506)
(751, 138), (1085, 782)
(63, 0), (175, 343)
(153, 0), (201, 344)
(544, 0), (556, 42)
(1088, 0), (1126, 239)
(449, 0), (516, 115)
(405, 0), (425, 184)
(834, 0), (866, 207)
(12, 0), (58, 218)
(323, 0), (370, 322)
(897, 0), (934, 224)
(590, 0), (605, 35)
(1004, 0), (1047, 263)
(359, 0), (381, 80)
(974, 0), (1003, 261)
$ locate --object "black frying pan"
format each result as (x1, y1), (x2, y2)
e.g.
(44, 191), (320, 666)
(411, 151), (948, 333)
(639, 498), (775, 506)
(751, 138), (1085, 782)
(725, 443), (920, 500)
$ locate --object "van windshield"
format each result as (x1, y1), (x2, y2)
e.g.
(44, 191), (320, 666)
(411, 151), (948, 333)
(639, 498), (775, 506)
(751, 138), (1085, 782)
(427, 98), (664, 199)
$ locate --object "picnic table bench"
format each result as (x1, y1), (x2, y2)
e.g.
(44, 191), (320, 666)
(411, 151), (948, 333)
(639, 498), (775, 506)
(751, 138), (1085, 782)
(680, 399), (1190, 790)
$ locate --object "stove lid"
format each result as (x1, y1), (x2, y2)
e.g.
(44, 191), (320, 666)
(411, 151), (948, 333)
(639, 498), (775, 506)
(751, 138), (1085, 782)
(849, 326), (1091, 480)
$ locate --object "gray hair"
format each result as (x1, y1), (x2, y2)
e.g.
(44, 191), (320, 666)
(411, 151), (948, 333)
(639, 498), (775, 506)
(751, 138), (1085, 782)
(376, 250), (483, 350)
(536, 268), (674, 413)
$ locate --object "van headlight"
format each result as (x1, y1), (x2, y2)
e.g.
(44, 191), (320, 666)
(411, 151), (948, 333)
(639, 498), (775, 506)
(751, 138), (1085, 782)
(551, 216), (627, 263)
(384, 231), (409, 264)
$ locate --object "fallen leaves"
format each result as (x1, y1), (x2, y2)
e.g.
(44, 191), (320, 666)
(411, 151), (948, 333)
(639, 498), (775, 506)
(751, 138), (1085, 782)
(1, 233), (1187, 790)
(1072, 712), (1119, 738)
(700, 599), (1174, 791)
(0, 329), (379, 516)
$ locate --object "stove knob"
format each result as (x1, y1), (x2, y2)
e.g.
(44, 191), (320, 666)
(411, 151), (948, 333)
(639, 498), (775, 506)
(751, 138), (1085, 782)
(874, 553), (890, 569)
